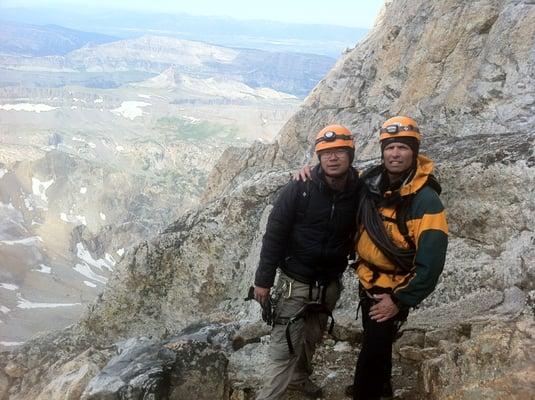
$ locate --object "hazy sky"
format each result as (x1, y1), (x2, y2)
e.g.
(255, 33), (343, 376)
(3, 0), (385, 28)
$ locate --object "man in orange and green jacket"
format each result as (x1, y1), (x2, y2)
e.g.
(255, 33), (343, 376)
(349, 116), (448, 400)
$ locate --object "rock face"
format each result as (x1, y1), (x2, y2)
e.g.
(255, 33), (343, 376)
(1, 0), (534, 399)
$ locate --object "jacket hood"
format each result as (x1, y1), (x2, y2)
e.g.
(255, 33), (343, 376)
(398, 155), (434, 196)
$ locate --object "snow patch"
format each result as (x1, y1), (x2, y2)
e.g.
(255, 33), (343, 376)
(34, 264), (52, 274)
(0, 202), (15, 210)
(138, 94), (151, 99)
(116, 145), (125, 152)
(73, 263), (107, 284)
(76, 242), (113, 272)
(0, 169), (7, 178)
(117, 248), (125, 257)
(0, 283), (19, 291)
(84, 280), (97, 288)
(80, 187), (87, 194)
(0, 306), (10, 314)
(72, 136), (96, 148)
(24, 197), (34, 211)
(100, 212), (106, 220)
(60, 212), (87, 226)
(71, 106), (77, 110)
(104, 253), (116, 266)
(0, 103), (58, 113)
(111, 101), (151, 120)
(41, 145), (56, 152)
(32, 177), (54, 203)
(0, 341), (24, 347)
(94, 98), (103, 104)
(180, 115), (200, 124)
(0, 236), (42, 246)
(16, 294), (81, 309)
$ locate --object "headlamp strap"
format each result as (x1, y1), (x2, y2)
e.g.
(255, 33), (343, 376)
(315, 133), (353, 145)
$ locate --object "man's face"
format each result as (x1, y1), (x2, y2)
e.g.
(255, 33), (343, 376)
(382, 142), (413, 175)
(319, 148), (351, 177)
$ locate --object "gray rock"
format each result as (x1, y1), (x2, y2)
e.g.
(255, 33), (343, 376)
(420, 318), (535, 399)
(166, 340), (229, 400)
(82, 338), (175, 400)
(82, 337), (229, 400)
(3, 362), (25, 379)
(0, 370), (8, 400)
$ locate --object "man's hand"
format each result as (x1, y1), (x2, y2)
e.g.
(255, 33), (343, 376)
(293, 165), (312, 181)
(254, 286), (271, 305)
(369, 293), (399, 322)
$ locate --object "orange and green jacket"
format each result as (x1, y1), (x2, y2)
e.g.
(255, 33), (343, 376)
(355, 155), (448, 307)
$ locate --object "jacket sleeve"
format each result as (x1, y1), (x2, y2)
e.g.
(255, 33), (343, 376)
(393, 189), (448, 307)
(254, 180), (300, 288)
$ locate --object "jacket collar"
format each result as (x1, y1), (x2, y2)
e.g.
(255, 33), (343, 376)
(312, 164), (359, 193)
(363, 155), (434, 198)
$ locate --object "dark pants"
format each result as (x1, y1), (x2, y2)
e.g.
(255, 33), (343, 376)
(352, 293), (408, 400)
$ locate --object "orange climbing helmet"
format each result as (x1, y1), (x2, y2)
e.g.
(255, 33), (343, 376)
(379, 116), (421, 142)
(314, 124), (355, 153)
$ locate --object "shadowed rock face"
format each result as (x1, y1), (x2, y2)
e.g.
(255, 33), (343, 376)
(1, 0), (534, 399)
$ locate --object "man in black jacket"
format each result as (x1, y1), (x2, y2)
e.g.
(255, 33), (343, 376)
(254, 124), (362, 400)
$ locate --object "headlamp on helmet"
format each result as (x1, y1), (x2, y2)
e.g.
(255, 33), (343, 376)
(314, 124), (355, 162)
(315, 131), (353, 145)
(379, 116), (421, 142)
(380, 124), (420, 135)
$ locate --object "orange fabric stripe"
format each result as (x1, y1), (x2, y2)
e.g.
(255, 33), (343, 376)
(408, 211), (448, 244)
(356, 262), (413, 291)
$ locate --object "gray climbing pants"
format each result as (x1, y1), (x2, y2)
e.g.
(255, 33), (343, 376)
(255, 272), (342, 400)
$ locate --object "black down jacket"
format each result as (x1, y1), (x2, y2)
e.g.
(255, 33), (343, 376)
(255, 165), (362, 288)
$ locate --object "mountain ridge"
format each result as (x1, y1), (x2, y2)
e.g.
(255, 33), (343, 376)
(1, 34), (336, 96)
(0, 20), (117, 57)
(0, 9), (369, 57)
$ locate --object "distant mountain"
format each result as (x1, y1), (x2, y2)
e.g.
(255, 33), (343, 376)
(136, 68), (298, 102)
(0, 20), (117, 56)
(1, 35), (336, 96)
(0, 7), (368, 57)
